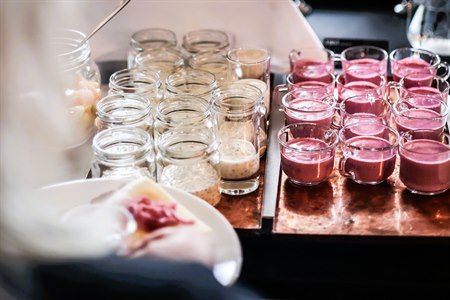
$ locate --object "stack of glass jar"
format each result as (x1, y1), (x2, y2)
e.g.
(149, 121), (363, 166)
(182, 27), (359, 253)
(90, 28), (272, 206)
(276, 45), (449, 195)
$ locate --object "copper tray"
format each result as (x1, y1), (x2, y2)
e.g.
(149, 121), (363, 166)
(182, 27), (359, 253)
(274, 154), (450, 236)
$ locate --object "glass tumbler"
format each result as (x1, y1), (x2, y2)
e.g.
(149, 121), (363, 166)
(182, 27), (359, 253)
(212, 83), (262, 195)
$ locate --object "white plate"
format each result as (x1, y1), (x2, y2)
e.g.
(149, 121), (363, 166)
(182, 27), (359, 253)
(40, 178), (242, 286)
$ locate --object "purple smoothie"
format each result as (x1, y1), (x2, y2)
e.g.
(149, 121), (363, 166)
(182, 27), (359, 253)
(284, 98), (335, 128)
(342, 136), (397, 184)
(399, 139), (450, 194)
(394, 108), (445, 138)
(281, 137), (335, 185)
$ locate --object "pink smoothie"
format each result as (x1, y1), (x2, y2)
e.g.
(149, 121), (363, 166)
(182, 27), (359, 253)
(341, 96), (387, 116)
(394, 108), (445, 138)
(343, 117), (388, 139)
(343, 58), (385, 84)
(338, 81), (381, 103)
(281, 137), (335, 185)
(392, 57), (435, 83)
(284, 99), (335, 128)
(404, 93), (443, 113)
(293, 60), (332, 83)
(399, 139), (450, 194)
(342, 136), (396, 184)
(290, 81), (331, 100)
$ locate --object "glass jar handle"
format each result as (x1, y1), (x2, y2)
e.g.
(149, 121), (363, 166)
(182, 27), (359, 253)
(272, 84), (288, 110)
(338, 153), (354, 179)
(387, 81), (402, 104)
(332, 53), (342, 63)
(437, 61), (450, 80)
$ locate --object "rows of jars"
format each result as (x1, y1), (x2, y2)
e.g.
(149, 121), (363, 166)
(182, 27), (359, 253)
(58, 27), (449, 203)
(277, 45), (449, 196)
(61, 28), (272, 207)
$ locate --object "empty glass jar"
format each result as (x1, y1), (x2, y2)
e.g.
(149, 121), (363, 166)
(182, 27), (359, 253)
(55, 29), (102, 143)
(154, 95), (214, 145)
(165, 69), (217, 101)
(108, 68), (162, 115)
(95, 94), (153, 133)
(91, 127), (156, 180)
(182, 29), (230, 54)
(128, 28), (178, 68)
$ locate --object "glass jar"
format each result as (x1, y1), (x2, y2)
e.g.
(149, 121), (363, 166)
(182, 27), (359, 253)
(134, 47), (185, 91)
(188, 51), (229, 85)
(182, 29), (230, 54)
(108, 68), (162, 115)
(91, 127), (156, 180)
(127, 28), (178, 68)
(95, 94), (153, 133)
(157, 129), (221, 206)
(154, 95), (214, 146)
(212, 83), (262, 195)
(165, 69), (217, 102)
(54, 29), (102, 143)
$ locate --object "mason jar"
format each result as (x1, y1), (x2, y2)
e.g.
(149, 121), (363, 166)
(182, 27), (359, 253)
(108, 68), (162, 115)
(182, 29), (231, 54)
(165, 68), (217, 102)
(157, 129), (221, 206)
(134, 47), (185, 91)
(188, 51), (229, 85)
(91, 127), (156, 180)
(95, 94), (153, 134)
(54, 29), (102, 143)
(127, 28), (178, 68)
(154, 95), (214, 146)
(212, 83), (262, 195)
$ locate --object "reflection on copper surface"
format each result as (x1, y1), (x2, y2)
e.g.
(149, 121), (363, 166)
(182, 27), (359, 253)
(275, 169), (339, 234)
(216, 159), (264, 229)
(275, 151), (450, 236)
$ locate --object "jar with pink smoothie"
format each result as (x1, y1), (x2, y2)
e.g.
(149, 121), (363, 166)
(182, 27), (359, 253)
(393, 98), (448, 139)
(399, 130), (450, 195)
(278, 123), (338, 186)
(339, 123), (399, 185)
(288, 48), (335, 83)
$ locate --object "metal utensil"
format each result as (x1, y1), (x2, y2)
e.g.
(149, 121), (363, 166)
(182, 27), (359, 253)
(78, 0), (131, 46)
